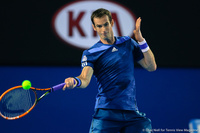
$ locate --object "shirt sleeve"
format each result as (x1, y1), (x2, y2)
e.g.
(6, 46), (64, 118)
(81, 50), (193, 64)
(130, 39), (144, 62)
(81, 50), (94, 69)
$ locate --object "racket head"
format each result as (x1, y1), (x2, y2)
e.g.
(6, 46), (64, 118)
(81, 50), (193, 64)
(0, 83), (63, 120)
(0, 86), (37, 120)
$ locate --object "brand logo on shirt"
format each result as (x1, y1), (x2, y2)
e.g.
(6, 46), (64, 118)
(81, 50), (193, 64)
(82, 55), (87, 62)
(52, 1), (136, 50)
(82, 55), (87, 67)
(112, 47), (118, 52)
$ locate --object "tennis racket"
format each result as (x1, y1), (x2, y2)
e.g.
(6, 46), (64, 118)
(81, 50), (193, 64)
(0, 83), (66, 120)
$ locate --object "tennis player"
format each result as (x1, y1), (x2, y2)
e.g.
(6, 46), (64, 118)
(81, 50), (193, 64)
(63, 8), (157, 133)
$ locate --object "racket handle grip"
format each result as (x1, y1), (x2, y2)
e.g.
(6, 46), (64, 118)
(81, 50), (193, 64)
(51, 83), (66, 92)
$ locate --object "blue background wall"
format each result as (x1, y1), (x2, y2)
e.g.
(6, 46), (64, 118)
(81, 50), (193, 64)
(0, 67), (199, 132)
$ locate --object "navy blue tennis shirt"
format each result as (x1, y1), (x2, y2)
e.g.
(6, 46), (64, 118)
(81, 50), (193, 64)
(81, 36), (144, 111)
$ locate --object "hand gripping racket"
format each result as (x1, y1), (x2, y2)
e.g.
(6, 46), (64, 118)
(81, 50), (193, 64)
(0, 83), (66, 120)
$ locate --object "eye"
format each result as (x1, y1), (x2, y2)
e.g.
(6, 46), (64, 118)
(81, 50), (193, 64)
(104, 22), (108, 27)
(96, 25), (102, 28)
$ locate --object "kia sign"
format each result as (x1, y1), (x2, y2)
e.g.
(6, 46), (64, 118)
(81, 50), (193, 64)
(52, 0), (137, 50)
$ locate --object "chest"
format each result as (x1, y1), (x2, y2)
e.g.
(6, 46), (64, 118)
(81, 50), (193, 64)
(94, 43), (134, 72)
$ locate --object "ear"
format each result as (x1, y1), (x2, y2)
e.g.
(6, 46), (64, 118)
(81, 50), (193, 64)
(92, 24), (97, 31)
(111, 19), (114, 27)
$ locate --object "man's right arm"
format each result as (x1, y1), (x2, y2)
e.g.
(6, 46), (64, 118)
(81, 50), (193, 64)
(63, 66), (94, 90)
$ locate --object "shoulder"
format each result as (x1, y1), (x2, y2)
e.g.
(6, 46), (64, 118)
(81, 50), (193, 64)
(115, 36), (138, 45)
(115, 36), (139, 50)
(81, 41), (111, 62)
(115, 36), (131, 44)
(83, 41), (111, 55)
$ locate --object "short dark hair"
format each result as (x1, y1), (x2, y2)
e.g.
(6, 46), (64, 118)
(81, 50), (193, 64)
(91, 8), (112, 26)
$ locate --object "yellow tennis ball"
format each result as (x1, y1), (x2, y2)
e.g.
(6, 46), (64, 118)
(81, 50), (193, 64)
(22, 80), (31, 90)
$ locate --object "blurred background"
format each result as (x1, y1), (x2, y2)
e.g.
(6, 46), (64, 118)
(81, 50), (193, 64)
(1, 0), (200, 132)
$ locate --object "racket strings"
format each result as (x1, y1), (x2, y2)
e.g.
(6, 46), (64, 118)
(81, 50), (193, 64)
(0, 88), (36, 117)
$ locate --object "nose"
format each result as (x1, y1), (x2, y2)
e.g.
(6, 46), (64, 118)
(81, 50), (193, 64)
(102, 25), (108, 33)
(102, 26), (106, 31)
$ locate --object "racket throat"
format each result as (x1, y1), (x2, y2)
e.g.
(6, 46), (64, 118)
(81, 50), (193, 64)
(37, 91), (50, 102)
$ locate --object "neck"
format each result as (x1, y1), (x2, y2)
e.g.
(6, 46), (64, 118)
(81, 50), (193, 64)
(100, 36), (115, 45)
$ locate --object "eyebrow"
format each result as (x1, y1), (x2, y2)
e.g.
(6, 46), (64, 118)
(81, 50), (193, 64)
(96, 22), (109, 27)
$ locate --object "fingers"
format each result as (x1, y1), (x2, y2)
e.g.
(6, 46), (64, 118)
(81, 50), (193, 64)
(63, 77), (76, 91)
(133, 17), (144, 42)
(135, 17), (141, 31)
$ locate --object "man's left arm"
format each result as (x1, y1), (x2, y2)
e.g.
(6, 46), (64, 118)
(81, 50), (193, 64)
(133, 17), (157, 71)
(138, 48), (157, 72)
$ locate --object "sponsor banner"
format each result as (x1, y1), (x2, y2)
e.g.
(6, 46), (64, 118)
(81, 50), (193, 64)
(52, 0), (137, 50)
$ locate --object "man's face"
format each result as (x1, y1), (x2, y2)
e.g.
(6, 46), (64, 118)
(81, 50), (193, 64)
(92, 15), (114, 41)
